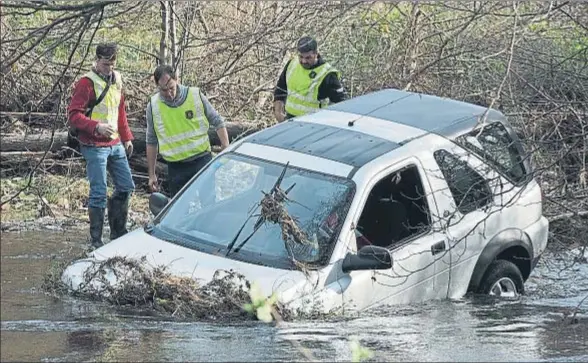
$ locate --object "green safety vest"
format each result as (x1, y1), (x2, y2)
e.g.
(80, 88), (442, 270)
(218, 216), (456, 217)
(285, 58), (340, 117)
(84, 70), (122, 138)
(150, 87), (211, 162)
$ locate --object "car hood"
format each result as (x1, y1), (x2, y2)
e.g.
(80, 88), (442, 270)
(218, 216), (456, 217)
(61, 228), (317, 300)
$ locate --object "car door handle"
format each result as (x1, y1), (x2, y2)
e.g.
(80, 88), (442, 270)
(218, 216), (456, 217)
(431, 241), (446, 255)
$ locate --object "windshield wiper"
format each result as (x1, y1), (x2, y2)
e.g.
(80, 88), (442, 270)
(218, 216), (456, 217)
(225, 161), (291, 256)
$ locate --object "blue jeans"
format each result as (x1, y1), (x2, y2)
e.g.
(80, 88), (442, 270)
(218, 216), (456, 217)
(80, 143), (135, 209)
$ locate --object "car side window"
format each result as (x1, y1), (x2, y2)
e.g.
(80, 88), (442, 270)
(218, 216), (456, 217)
(457, 122), (528, 184)
(355, 164), (432, 250)
(434, 150), (493, 215)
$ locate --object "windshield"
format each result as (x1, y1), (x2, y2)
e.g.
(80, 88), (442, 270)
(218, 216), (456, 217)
(154, 153), (355, 269)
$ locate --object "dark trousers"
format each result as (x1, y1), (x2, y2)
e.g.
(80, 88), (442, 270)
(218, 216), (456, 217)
(167, 152), (213, 197)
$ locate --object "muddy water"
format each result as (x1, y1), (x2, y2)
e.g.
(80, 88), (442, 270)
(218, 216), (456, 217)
(1, 230), (587, 362)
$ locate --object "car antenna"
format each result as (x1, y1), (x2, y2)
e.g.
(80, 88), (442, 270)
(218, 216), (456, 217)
(347, 93), (414, 127)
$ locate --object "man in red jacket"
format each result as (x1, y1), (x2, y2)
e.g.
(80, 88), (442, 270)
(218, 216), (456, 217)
(67, 43), (135, 248)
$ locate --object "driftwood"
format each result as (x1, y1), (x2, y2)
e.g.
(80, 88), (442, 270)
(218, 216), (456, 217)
(0, 122), (263, 154)
(0, 151), (86, 178)
(0, 132), (69, 153)
(128, 156), (167, 175)
(1, 151), (164, 175)
(1, 144), (225, 180)
(548, 210), (588, 223)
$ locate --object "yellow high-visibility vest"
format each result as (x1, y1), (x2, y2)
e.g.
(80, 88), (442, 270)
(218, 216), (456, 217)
(150, 87), (211, 162)
(84, 70), (122, 139)
(285, 58), (340, 117)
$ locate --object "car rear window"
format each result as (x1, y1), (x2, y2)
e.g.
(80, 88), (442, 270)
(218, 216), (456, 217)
(457, 122), (529, 184)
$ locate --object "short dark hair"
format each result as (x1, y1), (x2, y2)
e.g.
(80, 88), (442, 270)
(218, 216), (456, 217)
(153, 64), (176, 84)
(297, 36), (317, 53)
(96, 42), (118, 60)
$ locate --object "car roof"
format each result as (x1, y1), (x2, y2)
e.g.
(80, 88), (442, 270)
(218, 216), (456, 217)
(245, 88), (505, 170)
(327, 88), (505, 137)
(246, 120), (399, 168)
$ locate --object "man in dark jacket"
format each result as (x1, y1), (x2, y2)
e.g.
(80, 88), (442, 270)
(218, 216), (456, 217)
(67, 43), (135, 248)
(273, 36), (348, 122)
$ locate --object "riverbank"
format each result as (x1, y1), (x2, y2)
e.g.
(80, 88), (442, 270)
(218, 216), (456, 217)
(1, 175), (152, 234)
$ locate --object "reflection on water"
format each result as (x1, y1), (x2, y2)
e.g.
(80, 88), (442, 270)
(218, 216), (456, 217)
(1, 231), (586, 362)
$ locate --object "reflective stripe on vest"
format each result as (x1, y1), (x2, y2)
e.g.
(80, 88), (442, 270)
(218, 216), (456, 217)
(285, 58), (339, 117)
(84, 70), (122, 134)
(150, 87), (211, 162)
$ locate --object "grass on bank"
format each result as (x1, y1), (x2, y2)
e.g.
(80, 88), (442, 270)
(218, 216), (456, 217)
(0, 174), (151, 227)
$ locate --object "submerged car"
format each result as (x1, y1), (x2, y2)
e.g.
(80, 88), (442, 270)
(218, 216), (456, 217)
(62, 88), (549, 314)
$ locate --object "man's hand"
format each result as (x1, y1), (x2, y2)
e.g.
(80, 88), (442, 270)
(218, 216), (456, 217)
(148, 175), (159, 192)
(275, 111), (286, 123)
(274, 100), (286, 122)
(124, 140), (133, 158)
(95, 124), (115, 138)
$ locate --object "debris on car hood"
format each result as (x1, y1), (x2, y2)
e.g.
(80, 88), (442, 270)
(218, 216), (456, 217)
(45, 254), (256, 320)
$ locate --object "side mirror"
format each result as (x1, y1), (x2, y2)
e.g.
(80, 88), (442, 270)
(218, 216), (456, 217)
(149, 192), (170, 216)
(341, 245), (392, 273)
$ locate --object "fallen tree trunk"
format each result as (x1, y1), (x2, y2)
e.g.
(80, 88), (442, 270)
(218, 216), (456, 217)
(0, 122), (263, 154)
(1, 145), (225, 176)
(0, 132), (70, 153)
(1, 151), (165, 173)
(548, 210), (588, 223)
(0, 151), (86, 178)
(0, 151), (169, 184)
(128, 155), (167, 175)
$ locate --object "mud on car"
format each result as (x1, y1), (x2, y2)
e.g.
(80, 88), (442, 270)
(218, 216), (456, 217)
(62, 88), (549, 314)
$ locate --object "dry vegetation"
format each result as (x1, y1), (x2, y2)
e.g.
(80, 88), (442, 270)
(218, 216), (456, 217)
(43, 255), (256, 320)
(0, 2), (586, 254)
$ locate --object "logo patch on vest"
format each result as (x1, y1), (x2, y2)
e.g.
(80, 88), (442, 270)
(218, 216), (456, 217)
(309, 71), (317, 79)
(185, 110), (194, 119)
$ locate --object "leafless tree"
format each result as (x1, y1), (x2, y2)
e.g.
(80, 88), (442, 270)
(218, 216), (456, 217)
(0, 1), (586, 261)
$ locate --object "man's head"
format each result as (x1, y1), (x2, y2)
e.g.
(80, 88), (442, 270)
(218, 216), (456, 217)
(95, 42), (117, 76)
(153, 64), (178, 101)
(297, 36), (318, 69)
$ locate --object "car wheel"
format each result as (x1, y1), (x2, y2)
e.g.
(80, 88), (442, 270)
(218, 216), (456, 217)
(479, 260), (524, 298)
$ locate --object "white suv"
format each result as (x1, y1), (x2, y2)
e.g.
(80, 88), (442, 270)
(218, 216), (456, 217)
(62, 88), (549, 314)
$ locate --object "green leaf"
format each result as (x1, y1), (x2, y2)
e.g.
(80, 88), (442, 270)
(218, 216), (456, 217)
(243, 303), (255, 313)
(350, 338), (374, 362)
(243, 282), (278, 323)
(256, 303), (274, 323)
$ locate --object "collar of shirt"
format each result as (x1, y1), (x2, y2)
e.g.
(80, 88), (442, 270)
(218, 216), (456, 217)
(91, 68), (115, 84)
(159, 84), (189, 108)
(306, 54), (326, 69)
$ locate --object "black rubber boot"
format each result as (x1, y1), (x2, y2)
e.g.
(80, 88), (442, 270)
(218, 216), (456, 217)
(88, 207), (105, 248)
(107, 191), (131, 240)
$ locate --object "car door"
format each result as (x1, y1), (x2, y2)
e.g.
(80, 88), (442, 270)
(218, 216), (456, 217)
(341, 157), (450, 310)
(424, 142), (504, 298)
(457, 121), (542, 232)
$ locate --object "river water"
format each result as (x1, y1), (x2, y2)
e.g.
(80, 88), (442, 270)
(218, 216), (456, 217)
(1, 230), (587, 362)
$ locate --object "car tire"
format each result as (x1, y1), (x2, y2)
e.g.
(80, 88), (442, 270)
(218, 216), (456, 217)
(479, 259), (524, 298)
